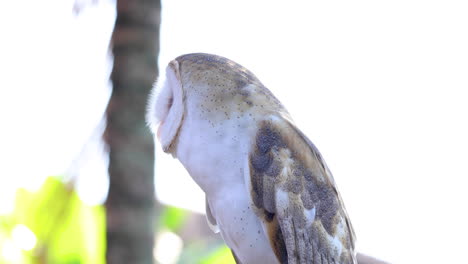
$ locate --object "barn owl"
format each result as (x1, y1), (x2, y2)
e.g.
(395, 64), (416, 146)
(146, 53), (356, 264)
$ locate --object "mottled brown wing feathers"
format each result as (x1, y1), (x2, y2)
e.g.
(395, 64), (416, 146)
(248, 117), (356, 264)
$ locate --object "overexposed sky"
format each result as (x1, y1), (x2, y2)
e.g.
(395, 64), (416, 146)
(0, 0), (114, 208)
(1, 1), (468, 263)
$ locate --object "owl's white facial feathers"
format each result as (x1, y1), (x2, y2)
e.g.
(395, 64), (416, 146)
(146, 60), (184, 152)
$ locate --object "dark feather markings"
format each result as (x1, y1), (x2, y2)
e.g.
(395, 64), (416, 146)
(287, 122), (356, 251)
(249, 119), (356, 264)
(267, 215), (288, 264)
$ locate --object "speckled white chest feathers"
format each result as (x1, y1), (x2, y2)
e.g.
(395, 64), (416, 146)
(147, 53), (357, 264)
(173, 81), (280, 263)
(175, 108), (280, 264)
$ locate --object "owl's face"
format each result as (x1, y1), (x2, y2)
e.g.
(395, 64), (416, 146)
(146, 60), (184, 152)
(147, 53), (285, 154)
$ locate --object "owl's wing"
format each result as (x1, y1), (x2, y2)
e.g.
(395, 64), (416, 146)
(247, 116), (356, 264)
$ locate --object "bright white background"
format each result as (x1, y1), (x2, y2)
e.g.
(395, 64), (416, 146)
(1, 0), (467, 263)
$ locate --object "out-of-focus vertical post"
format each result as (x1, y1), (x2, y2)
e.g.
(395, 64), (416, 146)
(104, 0), (161, 263)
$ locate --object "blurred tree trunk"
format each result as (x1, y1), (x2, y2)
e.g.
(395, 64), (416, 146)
(104, 0), (161, 263)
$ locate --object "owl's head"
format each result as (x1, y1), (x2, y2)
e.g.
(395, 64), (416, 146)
(146, 59), (184, 152)
(147, 53), (286, 153)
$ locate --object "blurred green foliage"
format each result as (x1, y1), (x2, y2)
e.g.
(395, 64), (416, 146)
(0, 177), (105, 264)
(177, 243), (236, 264)
(159, 206), (188, 233)
(199, 246), (236, 264)
(0, 177), (235, 264)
